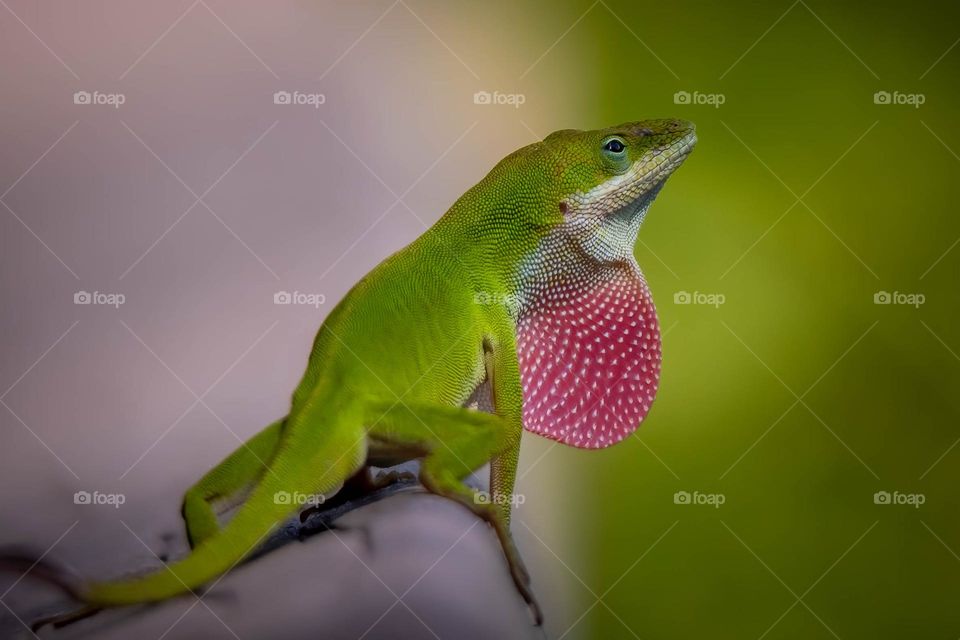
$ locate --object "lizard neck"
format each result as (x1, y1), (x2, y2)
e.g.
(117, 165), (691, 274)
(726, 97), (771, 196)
(426, 165), (559, 314)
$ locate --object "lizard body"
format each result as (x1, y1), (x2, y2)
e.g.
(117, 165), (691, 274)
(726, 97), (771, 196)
(36, 118), (696, 625)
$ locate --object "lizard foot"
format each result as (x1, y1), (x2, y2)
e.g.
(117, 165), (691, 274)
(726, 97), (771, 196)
(298, 466), (416, 523)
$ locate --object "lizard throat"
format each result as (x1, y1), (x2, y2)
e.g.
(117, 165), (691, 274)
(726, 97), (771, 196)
(513, 258), (661, 448)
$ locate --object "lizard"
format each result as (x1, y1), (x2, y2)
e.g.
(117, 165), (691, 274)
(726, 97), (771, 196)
(20, 118), (696, 628)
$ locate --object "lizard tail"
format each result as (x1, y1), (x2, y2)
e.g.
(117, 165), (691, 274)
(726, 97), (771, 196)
(80, 413), (367, 607)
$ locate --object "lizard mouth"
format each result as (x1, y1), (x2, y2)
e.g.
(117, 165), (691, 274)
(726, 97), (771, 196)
(564, 130), (696, 220)
(611, 132), (695, 217)
(620, 130), (697, 216)
(632, 177), (666, 211)
(640, 131), (697, 190)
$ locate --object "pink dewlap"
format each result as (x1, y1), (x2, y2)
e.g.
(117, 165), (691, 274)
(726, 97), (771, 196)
(516, 266), (661, 449)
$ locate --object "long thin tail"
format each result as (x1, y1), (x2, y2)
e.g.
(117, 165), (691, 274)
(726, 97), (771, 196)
(84, 471), (294, 604)
(82, 412), (365, 607)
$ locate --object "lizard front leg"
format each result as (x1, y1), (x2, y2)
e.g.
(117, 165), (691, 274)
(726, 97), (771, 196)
(484, 333), (525, 527)
(366, 401), (542, 624)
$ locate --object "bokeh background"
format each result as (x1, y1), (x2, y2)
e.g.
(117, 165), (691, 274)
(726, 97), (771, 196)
(1, 1), (959, 638)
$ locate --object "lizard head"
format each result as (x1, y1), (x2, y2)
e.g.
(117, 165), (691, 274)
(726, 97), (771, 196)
(495, 119), (696, 448)
(541, 118), (696, 264)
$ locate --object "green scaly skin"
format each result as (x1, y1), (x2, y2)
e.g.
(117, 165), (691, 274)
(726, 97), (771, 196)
(59, 118), (697, 626)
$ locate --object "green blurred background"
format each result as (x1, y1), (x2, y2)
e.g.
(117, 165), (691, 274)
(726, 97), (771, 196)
(1, 1), (958, 638)
(534, 1), (960, 637)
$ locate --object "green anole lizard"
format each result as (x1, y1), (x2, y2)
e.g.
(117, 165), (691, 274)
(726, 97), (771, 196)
(27, 118), (696, 627)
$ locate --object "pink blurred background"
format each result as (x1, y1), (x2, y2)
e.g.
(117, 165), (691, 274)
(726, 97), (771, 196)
(1, 1), (599, 637)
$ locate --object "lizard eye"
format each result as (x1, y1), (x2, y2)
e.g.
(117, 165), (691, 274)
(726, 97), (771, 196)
(603, 138), (625, 153)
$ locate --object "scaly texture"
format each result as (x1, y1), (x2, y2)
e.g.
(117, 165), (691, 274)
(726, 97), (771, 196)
(517, 263), (660, 448)
(51, 119), (696, 626)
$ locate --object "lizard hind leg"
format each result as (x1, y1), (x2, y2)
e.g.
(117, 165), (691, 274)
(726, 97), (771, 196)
(367, 401), (542, 624)
(181, 418), (285, 548)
